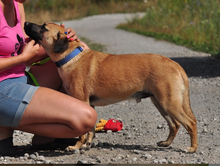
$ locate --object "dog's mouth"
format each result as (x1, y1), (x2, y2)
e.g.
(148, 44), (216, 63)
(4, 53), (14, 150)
(24, 22), (46, 43)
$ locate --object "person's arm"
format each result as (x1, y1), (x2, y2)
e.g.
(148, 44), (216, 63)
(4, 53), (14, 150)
(0, 40), (40, 72)
(17, 2), (48, 66)
(18, 2), (26, 37)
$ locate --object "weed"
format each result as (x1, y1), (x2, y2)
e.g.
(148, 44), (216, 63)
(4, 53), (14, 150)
(118, 0), (220, 58)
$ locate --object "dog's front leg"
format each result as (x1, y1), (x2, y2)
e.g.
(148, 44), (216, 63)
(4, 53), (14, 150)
(81, 105), (96, 150)
(65, 134), (86, 152)
(81, 127), (95, 150)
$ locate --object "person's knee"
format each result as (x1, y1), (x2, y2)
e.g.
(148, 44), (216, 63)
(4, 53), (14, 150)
(68, 106), (97, 136)
(82, 106), (97, 132)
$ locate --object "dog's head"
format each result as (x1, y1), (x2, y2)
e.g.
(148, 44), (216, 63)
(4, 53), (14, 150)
(24, 22), (69, 54)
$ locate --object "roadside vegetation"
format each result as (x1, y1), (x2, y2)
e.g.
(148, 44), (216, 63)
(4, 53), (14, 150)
(24, 0), (220, 58)
(118, 0), (220, 58)
(24, 0), (147, 23)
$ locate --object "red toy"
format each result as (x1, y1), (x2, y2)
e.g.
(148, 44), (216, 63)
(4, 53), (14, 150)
(95, 119), (123, 132)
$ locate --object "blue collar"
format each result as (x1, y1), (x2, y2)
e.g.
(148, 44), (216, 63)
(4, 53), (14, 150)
(55, 47), (83, 67)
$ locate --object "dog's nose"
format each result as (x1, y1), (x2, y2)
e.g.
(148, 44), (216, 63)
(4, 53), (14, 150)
(24, 21), (30, 27)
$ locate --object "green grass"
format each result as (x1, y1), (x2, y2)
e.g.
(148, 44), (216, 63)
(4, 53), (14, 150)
(24, 0), (220, 57)
(117, 0), (220, 58)
(79, 37), (106, 52)
(24, 0), (147, 23)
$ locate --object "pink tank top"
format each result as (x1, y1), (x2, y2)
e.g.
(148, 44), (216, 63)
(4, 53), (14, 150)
(0, 1), (26, 82)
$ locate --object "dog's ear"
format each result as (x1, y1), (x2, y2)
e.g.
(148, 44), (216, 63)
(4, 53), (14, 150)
(54, 34), (69, 53)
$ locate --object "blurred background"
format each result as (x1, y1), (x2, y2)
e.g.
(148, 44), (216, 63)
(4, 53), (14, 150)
(24, 0), (220, 58)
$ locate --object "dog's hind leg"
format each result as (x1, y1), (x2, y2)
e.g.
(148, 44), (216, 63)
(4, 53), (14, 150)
(153, 93), (197, 153)
(151, 96), (180, 147)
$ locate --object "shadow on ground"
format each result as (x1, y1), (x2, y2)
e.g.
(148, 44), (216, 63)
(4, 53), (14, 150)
(171, 56), (220, 78)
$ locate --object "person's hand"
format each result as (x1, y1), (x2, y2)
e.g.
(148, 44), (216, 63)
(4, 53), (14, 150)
(60, 23), (79, 42)
(60, 23), (90, 49)
(21, 40), (40, 62)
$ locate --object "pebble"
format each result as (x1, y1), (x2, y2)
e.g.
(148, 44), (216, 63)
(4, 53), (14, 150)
(133, 150), (140, 154)
(106, 130), (112, 134)
(77, 160), (88, 164)
(36, 156), (45, 161)
(202, 126), (208, 133)
(29, 154), (36, 160)
(141, 154), (152, 160)
(168, 160), (175, 164)
(24, 153), (29, 158)
(159, 159), (168, 164)
(44, 160), (51, 164)
(73, 149), (80, 154)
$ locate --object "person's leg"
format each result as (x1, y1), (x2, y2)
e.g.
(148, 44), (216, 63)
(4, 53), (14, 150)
(27, 60), (68, 144)
(0, 127), (13, 140)
(16, 87), (97, 139)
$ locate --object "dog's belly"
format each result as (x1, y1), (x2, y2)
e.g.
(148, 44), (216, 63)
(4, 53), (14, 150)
(89, 91), (153, 106)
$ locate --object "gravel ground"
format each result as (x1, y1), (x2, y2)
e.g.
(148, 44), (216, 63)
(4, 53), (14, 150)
(1, 13), (220, 164)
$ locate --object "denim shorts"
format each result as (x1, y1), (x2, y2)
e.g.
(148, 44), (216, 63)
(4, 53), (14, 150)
(0, 75), (39, 127)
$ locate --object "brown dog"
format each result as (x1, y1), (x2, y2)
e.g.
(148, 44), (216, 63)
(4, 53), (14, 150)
(24, 22), (197, 153)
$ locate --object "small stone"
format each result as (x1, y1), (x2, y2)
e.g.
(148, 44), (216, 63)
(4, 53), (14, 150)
(159, 159), (168, 164)
(80, 149), (86, 154)
(44, 160), (51, 164)
(133, 150), (140, 154)
(36, 161), (43, 164)
(107, 130), (112, 134)
(125, 134), (131, 140)
(141, 154), (152, 160)
(157, 125), (163, 129)
(168, 160), (175, 164)
(34, 152), (39, 157)
(24, 153), (29, 158)
(73, 149), (80, 154)
(96, 157), (101, 163)
(202, 126), (208, 133)
(29, 154), (36, 160)
(36, 156), (45, 161)
(19, 156), (24, 160)
(153, 159), (159, 164)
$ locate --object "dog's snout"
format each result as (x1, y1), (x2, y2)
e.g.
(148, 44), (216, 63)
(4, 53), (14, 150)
(24, 22), (43, 42)
(24, 21), (30, 27)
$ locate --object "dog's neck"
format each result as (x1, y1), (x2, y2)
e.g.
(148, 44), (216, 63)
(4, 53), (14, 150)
(49, 41), (83, 66)
(55, 46), (83, 67)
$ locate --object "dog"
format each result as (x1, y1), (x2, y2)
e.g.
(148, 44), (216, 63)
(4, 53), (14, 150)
(24, 22), (197, 153)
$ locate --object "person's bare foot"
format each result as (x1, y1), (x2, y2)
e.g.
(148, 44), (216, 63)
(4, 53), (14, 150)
(32, 135), (55, 145)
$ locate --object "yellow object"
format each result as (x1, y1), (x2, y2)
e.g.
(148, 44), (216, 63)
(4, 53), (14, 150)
(99, 119), (108, 123)
(95, 127), (105, 131)
(96, 122), (107, 128)
(95, 119), (108, 132)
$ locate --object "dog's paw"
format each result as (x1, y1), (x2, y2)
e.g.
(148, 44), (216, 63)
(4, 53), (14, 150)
(65, 145), (79, 152)
(81, 142), (92, 150)
(156, 141), (170, 147)
(181, 147), (197, 153)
